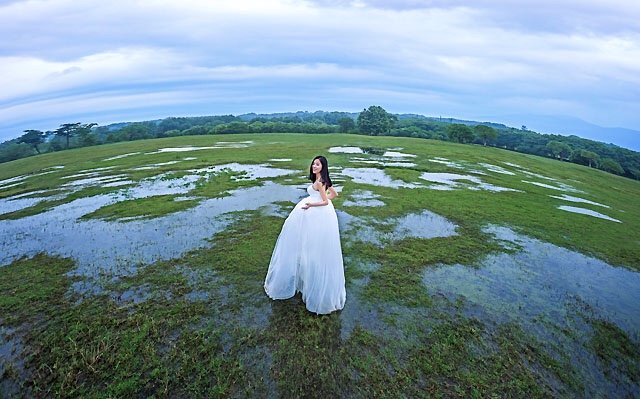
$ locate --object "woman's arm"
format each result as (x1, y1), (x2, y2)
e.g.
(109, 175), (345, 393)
(327, 186), (338, 200)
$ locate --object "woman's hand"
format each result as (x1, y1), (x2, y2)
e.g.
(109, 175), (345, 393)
(302, 203), (311, 210)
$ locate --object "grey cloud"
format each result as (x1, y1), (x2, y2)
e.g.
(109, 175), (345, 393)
(0, 0), (639, 142)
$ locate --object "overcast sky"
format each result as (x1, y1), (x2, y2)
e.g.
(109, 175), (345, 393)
(1, 0), (639, 142)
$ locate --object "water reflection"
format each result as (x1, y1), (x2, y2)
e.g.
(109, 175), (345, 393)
(418, 172), (521, 192)
(479, 163), (516, 175)
(103, 152), (141, 161)
(350, 158), (417, 168)
(341, 190), (386, 207)
(0, 182), (304, 279)
(147, 141), (253, 153)
(1, 162), (296, 217)
(328, 146), (363, 154)
(558, 205), (621, 223)
(340, 168), (420, 189)
(423, 225), (640, 336)
(550, 194), (609, 208)
(340, 210), (458, 245)
(522, 180), (582, 193)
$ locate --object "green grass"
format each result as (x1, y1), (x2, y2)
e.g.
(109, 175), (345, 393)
(81, 195), (200, 221)
(590, 319), (640, 383)
(1, 133), (639, 397)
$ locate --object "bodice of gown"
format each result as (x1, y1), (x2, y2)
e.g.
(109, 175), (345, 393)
(307, 185), (321, 199)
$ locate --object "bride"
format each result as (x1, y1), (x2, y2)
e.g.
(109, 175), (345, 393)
(264, 155), (346, 314)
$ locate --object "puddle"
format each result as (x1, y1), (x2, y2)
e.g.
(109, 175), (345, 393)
(77, 167), (116, 174)
(521, 171), (557, 181)
(0, 326), (24, 394)
(340, 168), (420, 189)
(103, 152), (141, 161)
(147, 142), (253, 154)
(62, 174), (130, 188)
(423, 225), (640, 397)
(550, 194), (609, 208)
(502, 162), (523, 168)
(0, 190), (69, 215)
(328, 146), (364, 154)
(1, 163), (296, 218)
(558, 206), (621, 223)
(0, 175), (30, 189)
(340, 210), (458, 245)
(61, 172), (101, 181)
(0, 182), (305, 280)
(350, 158), (417, 168)
(0, 163), (304, 282)
(337, 167), (518, 193)
(479, 163), (516, 175)
(0, 169), (60, 190)
(420, 172), (477, 186)
(148, 146), (223, 153)
(423, 225), (639, 336)
(71, 279), (108, 297)
(522, 180), (583, 193)
(0, 181), (27, 190)
(420, 172), (521, 192)
(342, 190), (386, 207)
(129, 160), (183, 170)
(214, 141), (253, 147)
(382, 151), (416, 158)
(428, 158), (464, 169)
(198, 163), (295, 180)
(117, 284), (154, 304)
(0, 196), (47, 215)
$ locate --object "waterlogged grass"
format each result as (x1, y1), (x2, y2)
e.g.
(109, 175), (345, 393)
(357, 230), (505, 307)
(0, 184), (129, 221)
(1, 215), (590, 398)
(81, 194), (200, 221)
(590, 319), (640, 383)
(0, 254), (77, 326)
(1, 133), (640, 397)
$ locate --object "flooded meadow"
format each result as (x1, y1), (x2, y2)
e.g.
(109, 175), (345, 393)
(1, 134), (639, 398)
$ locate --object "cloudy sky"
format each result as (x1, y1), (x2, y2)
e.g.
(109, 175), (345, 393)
(1, 0), (639, 143)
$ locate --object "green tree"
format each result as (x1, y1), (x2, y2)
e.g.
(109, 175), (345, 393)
(600, 158), (625, 175)
(571, 149), (600, 168)
(447, 124), (474, 143)
(0, 142), (33, 163)
(18, 129), (45, 154)
(546, 140), (572, 160)
(78, 130), (97, 147)
(473, 125), (497, 146)
(55, 123), (78, 149)
(119, 124), (151, 141)
(338, 117), (356, 133)
(54, 122), (96, 149)
(215, 122), (249, 134)
(357, 106), (396, 135)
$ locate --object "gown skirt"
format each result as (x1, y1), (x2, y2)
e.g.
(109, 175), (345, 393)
(264, 185), (346, 314)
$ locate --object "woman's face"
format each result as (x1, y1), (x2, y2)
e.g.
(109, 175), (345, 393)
(312, 159), (322, 174)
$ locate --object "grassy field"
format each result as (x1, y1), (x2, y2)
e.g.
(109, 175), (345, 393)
(1, 133), (639, 398)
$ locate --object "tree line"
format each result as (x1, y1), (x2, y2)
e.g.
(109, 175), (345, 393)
(1, 106), (638, 180)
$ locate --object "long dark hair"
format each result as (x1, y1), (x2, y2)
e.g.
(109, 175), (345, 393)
(309, 155), (333, 188)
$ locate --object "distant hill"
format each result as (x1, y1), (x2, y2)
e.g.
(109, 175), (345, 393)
(487, 114), (640, 152)
(237, 111), (639, 152)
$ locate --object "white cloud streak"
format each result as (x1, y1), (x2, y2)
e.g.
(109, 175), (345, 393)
(0, 0), (639, 141)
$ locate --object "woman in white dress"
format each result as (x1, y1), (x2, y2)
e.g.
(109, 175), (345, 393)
(264, 155), (346, 314)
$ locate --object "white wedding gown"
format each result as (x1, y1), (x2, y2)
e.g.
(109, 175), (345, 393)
(264, 185), (346, 314)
